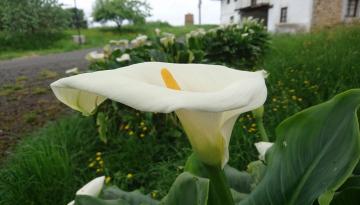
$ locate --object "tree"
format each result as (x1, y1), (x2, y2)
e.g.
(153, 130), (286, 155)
(93, 0), (151, 28)
(0, 0), (69, 36)
(66, 8), (88, 29)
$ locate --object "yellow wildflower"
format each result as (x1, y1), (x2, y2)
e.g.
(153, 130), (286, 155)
(151, 191), (158, 199)
(127, 173), (134, 179)
(124, 124), (130, 130)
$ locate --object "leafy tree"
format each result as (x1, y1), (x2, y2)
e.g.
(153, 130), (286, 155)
(93, 0), (151, 28)
(66, 8), (88, 29)
(0, 0), (69, 36)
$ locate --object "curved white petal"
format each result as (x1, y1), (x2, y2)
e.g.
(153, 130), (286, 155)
(51, 62), (268, 167)
(255, 142), (273, 161)
(51, 62), (267, 115)
(76, 176), (105, 196)
(67, 176), (105, 205)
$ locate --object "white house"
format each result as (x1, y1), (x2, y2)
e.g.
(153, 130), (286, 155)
(218, 0), (360, 32)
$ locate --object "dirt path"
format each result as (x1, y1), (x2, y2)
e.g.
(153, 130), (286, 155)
(0, 48), (97, 85)
(0, 48), (97, 160)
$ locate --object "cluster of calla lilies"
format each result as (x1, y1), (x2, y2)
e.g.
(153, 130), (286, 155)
(51, 62), (270, 204)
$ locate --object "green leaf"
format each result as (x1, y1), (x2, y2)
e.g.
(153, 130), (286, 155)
(161, 172), (210, 205)
(185, 154), (234, 205)
(224, 165), (253, 193)
(75, 186), (159, 205)
(75, 195), (129, 205)
(246, 161), (267, 190)
(101, 186), (159, 205)
(231, 189), (248, 204)
(96, 112), (108, 144)
(318, 190), (335, 205)
(240, 89), (360, 205)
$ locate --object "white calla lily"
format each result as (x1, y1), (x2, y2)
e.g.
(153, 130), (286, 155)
(116, 53), (131, 62)
(86, 51), (105, 62)
(67, 176), (105, 205)
(51, 62), (267, 168)
(255, 142), (273, 161)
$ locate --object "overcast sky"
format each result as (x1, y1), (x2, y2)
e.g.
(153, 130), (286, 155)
(59, 0), (221, 26)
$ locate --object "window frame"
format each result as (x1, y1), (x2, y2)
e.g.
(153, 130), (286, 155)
(346, 0), (359, 17)
(280, 7), (288, 23)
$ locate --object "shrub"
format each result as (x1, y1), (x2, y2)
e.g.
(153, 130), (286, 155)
(0, 0), (69, 36)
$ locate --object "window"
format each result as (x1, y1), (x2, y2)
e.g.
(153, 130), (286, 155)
(251, 0), (257, 6)
(230, 16), (234, 23)
(280, 7), (288, 23)
(346, 0), (359, 17)
(227, 0), (230, 4)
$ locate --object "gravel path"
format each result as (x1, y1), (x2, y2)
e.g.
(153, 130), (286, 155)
(0, 48), (97, 85)
(0, 48), (99, 161)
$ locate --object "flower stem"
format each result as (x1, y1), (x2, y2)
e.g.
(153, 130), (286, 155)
(185, 153), (235, 205)
(256, 117), (269, 142)
(252, 106), (269, 142)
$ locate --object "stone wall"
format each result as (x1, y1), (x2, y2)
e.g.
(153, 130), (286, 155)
(312, 0), (344, 28)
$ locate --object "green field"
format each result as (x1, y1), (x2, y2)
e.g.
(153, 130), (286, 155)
(0, 22), (215, 60)
(0, 24), (359, 205)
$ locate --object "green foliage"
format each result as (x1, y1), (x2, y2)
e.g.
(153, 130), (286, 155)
(0, 0), (69, 36)
(188, 19), (270, 68)
(93, 0), (151, 28)
(75, 186), (159, 205)
(88, 19), (268, 71)
(0, 115), (98, 205)
(240, 89), (360, 205)
(0, 22), (212, 60)
(263, 24), (360, 139)
(66, 8), (88, 29)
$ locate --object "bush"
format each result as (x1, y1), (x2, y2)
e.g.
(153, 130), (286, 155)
(0, 0), (69, 36)
(189, 18), (270, 68)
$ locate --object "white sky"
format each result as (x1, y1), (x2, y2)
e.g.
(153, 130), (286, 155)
(60, 0), (221, 26)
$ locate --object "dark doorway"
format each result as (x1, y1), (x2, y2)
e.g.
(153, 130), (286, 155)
(239, 5), (270, 26)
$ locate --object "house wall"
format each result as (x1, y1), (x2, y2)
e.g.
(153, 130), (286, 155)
(267, 0), (314, 32)
(220, 0), (241, 24)
(312, 0), (343, 28)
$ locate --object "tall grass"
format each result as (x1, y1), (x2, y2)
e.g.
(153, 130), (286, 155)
(259, 24), (360, 138)
(0, 115), (98, 205)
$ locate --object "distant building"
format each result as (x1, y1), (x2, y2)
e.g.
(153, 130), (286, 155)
(185, 13), (194, 25)
(218, 0), (360, 32)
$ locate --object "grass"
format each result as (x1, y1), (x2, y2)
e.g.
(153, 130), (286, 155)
(1, 24), (360, 205)
(259, 24), (360, 138)
(0, 22), (215, 60)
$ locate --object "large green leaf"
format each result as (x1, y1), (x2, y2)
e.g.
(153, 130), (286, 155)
(74, 186), (159, 205)
(161, 172), (210, 205)
(240, 89), (360, 205)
